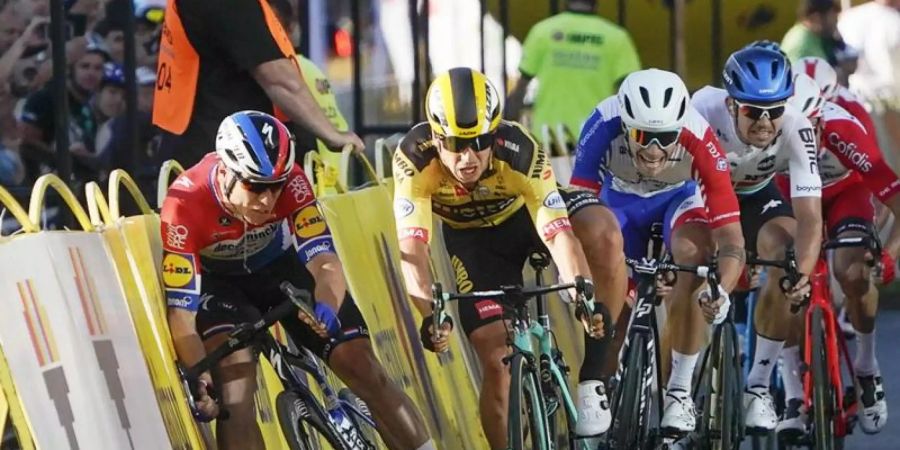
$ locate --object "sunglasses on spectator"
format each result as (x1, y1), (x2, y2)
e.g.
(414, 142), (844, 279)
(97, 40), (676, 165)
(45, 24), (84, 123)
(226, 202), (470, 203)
(735, 100), (786, 121)
(436, 133), (495, 153)
(626, 127), (681, 148)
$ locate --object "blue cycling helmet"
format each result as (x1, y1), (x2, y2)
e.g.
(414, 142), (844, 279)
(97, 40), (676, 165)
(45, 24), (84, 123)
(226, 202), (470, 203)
(216, 110), (296, 183)
(722, 47), (793, 103)
(745, 40), (787, 57)
(102, 63), (126, 88)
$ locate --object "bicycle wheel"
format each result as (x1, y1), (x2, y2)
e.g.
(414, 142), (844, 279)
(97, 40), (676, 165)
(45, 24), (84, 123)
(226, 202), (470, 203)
(509, 353), (548, 450)
(338, 388), (378, 449)
(608, 333), (649, 450)
(719, 322), (744, 450)
(811, 308), (834, 450)
(276, 389), (347, 450)
(544, 351), (577, 449)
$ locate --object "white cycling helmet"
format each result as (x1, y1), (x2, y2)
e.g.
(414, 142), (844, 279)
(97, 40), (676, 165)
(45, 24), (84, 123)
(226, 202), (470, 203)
(793, 57), (838, 101)
(789, 73), (826, 120)
(618, 68), (690, 132)
(216, 110), (296, 183)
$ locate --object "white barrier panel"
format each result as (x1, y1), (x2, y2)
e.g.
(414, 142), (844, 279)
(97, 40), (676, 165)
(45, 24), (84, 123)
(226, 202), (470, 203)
(0, 233), (169, 449)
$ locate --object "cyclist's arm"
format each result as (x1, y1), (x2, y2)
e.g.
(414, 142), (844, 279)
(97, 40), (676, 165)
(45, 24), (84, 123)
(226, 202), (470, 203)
(786, 121), (824, 275)
(522, 148), (591, 283)
(688, 125), (745, 291)
(393, 148), (438, 316)
(570, 107), (617, 192)
(305, 252), (347, 312)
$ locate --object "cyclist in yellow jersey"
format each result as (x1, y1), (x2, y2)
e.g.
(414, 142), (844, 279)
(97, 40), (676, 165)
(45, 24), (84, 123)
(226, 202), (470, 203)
(394, 67), (628, 447)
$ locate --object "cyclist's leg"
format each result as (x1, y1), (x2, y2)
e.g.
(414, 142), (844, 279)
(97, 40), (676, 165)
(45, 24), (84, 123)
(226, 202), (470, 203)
(442, 207), (539, 449)
(267, 254), (434, 449)
(826, 185), (886, 433)
(660, 183), (712, 433)
(194, 275), (267, 450)
(742, 180), (795, 430)
(562, 187), (626, 435)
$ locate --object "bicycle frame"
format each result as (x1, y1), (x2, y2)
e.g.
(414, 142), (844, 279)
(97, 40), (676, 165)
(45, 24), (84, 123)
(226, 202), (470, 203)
(803, 258), (857, 439)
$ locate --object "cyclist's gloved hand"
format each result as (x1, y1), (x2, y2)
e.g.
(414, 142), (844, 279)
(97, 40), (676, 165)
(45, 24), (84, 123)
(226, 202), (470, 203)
(874, 252), (896, 285)
(192, 371), (221, 422)
(697, 284), (730, 325)
(419, 315), (453, 353)
(781, 274), (810, 310)
(298, 301), (342, 339)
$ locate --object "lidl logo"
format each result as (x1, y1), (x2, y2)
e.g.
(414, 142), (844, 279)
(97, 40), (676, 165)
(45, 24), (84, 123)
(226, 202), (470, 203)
(162, 252), (196, 291)
(294, 206), (327, 239)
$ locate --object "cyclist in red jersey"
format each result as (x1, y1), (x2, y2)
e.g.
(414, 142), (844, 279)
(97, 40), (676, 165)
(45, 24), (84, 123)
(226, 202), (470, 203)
(774, 74), (900, 437)
(160, 111), (433, 450)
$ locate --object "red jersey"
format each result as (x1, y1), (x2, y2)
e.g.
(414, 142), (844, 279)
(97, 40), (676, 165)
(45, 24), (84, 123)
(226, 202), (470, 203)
(159, 153), (335, 311)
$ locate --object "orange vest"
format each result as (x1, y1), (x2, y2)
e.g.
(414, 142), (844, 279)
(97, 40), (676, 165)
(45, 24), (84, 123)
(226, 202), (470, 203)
(152, 0), (297, 134)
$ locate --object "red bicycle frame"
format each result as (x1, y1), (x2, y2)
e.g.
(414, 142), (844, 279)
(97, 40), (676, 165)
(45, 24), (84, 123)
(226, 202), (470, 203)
(802, 258), (859, 438)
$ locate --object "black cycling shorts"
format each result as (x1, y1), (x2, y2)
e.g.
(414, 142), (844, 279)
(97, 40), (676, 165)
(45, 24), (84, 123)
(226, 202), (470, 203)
(738, 180), (794, 254)
(195, 252), (369, 361)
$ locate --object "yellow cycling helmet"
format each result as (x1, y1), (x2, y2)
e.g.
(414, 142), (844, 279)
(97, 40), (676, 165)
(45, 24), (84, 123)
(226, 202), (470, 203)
(425, 67), (502, 150)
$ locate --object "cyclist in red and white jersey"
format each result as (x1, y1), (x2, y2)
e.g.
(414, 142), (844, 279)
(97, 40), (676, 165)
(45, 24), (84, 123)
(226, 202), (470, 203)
(773, 73), (900, 437)
(691, 47), (823, 432)
(160, 111), (433, 450)
(794, 56), (878, 138)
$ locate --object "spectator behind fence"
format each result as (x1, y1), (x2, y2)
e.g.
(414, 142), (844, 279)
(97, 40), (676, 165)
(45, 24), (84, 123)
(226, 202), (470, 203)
(504, 0), (640, 139)
(92, 19), (126, 64)
(267, 0), (350, 162)
(839, 0), (900, 168)
(95, 66), (163, 201)
(0, 13), (49, 148)
(152, 0), (363, 168)
(781, 0), (841, 63)
(17, 42), (109, 185)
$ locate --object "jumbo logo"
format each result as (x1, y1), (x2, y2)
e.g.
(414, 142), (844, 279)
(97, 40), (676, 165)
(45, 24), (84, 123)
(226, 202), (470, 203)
(450, 255), (474, 293)
(294, 206), (327, 238)
(162, 252), (196, 290)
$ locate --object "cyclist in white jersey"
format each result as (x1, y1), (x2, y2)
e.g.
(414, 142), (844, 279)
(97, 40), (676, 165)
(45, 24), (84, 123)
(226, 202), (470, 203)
(691, 46), (824, 432)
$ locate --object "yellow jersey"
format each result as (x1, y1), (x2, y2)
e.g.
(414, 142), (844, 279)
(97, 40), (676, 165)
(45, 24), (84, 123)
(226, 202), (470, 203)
(393, 121), (572, 244)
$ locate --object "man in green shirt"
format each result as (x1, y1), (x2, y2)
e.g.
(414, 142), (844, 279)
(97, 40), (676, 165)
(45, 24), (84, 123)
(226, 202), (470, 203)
(505, 0), (640, 142)
(781, 0), (840, 63)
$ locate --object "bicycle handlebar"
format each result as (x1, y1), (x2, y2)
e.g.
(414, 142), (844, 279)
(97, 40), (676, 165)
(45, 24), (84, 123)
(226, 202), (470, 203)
(430, 276), (594, 335)
(625, 257), (721, 301)
(181, 283), (311, 421)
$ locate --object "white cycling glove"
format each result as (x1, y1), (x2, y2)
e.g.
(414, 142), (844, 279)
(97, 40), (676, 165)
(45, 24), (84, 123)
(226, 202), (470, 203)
(697, 284), (730, 326)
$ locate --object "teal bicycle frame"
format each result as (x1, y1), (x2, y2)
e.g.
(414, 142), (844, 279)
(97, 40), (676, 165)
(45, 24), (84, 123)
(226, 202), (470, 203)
(431, 254), (594, 450)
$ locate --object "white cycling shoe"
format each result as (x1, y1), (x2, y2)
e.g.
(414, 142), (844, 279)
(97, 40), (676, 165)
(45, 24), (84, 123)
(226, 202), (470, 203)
(858, 374), (888, 434)
(743, 386), (778, 431)
(661, 389), (696, 433)
(776, 398), (807, 442)
(574, 380), (611, 436)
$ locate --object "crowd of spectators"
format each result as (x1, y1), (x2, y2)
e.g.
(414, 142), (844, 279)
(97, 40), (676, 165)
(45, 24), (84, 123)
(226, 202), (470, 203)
(0, 0), (165, 196)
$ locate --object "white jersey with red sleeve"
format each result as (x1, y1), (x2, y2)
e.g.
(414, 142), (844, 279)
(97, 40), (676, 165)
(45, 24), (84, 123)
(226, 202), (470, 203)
(572, 96), (740, 228)
(818, 102), (900, 202)
(690, 86), (822, 198)
(833, 86), (878, 139)
(159, 153), (336, 312)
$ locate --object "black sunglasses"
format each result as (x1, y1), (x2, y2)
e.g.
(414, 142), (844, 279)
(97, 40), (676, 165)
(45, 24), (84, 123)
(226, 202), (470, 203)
(436, 133), (495, 153)
(239, 178), (287, 194)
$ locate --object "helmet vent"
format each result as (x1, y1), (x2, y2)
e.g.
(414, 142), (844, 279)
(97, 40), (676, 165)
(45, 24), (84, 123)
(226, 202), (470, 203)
(745, 62), (760, 80)
(624, 96), (635, 118)
(663, 87), (673, 107)
(730, 71), (743, 91)
(771, 60), (781, 79)
(677, 98), (686, 120)
(243, 139), (262, 167)
(803, 98), (813, 112)
(639, 87), (651, 108)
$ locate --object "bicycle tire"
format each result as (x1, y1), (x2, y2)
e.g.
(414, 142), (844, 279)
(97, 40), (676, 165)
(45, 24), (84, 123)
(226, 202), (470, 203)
(811, 308), (834, 450)
(276, 389), (347, 450)
(337, 388), (378, 449)
(719, 322), (744, 450)
(509, 353), (548, 450)
(609, 333), (648, 450)
(545, 352), (577, 449)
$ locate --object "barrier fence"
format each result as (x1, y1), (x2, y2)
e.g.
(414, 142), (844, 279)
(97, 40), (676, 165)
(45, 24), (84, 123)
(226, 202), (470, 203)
(0, 133), (585, 449)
